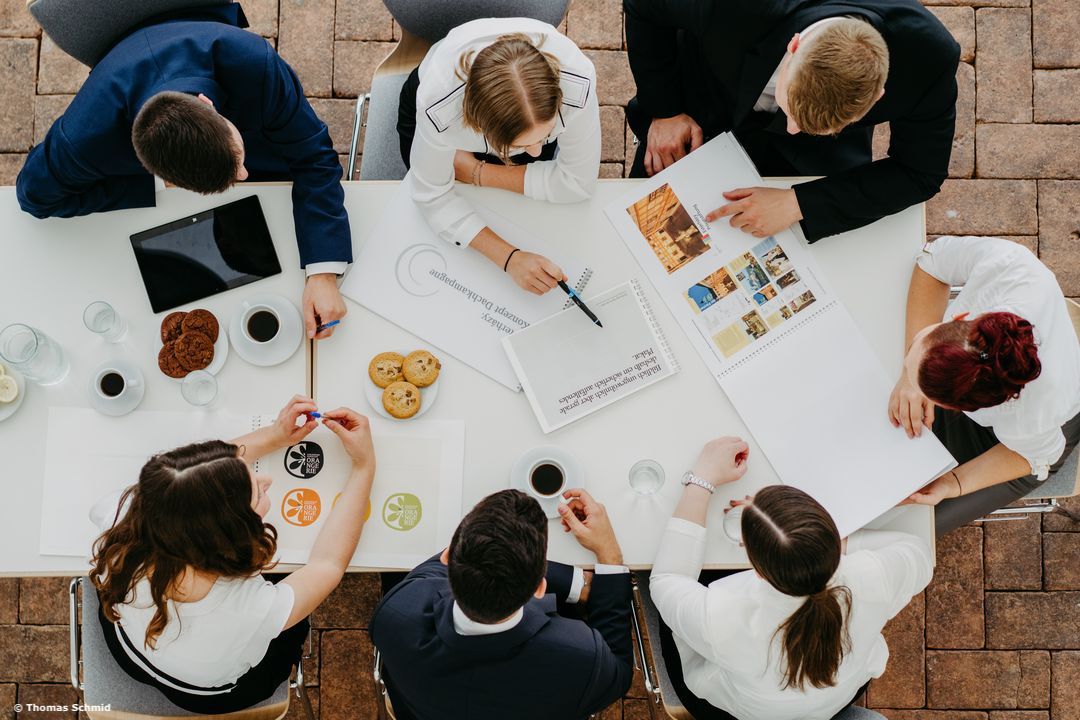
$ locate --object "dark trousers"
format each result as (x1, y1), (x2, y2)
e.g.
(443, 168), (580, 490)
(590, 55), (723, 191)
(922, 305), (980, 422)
(397, 67), (558, 170)
(932, 406), (1080, 535)
(99, 602), (308, 714)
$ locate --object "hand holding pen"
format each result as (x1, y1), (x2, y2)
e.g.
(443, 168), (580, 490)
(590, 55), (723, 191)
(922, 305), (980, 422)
(558, 280), (603, 328)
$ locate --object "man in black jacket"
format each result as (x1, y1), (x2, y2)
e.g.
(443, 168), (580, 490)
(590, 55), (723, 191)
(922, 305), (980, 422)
(624, 0), (960, 242)
(370, 488), (633, 720)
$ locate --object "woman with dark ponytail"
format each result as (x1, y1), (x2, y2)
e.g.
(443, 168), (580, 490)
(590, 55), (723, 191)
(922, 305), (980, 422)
(888, 236), (1080, 534)
(651, 438), (932, 720)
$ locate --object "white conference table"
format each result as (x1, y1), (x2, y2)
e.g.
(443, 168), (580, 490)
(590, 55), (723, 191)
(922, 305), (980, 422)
(0, 180), (932, 574)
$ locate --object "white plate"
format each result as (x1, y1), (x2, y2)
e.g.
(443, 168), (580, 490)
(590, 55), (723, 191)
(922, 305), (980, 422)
(154, 325), (229, 379)
(229, 295), (304, 368)
(0, 367), (26, 423)
(511, 445), (584, 519)
(364, 351), (441, 421)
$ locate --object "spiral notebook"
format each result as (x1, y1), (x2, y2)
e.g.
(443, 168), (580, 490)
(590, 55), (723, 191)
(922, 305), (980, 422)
(502, 279), (680, 432)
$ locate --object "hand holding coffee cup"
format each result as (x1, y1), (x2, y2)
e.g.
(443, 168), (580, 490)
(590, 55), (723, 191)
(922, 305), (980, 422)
(557, 489), (623, 566)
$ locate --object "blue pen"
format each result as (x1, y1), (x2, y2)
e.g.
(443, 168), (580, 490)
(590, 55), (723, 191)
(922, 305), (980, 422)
(558, 280), (603, 328)
(316, 319), (341, 333)
(306, 411), (322, 419)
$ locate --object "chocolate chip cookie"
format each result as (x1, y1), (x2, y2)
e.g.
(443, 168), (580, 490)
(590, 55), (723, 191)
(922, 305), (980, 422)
(174, 331), (215, 371)
(180, 308), (219, 343)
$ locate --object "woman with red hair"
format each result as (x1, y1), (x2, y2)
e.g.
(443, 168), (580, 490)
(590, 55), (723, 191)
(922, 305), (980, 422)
(889, 236), (1080, 534)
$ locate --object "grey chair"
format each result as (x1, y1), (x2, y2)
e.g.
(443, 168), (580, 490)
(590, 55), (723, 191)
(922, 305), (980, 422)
(632, 572), (887, 720)
(69, 578), (315, 720)
(348, 0), (571, 182)
(27, 0), (232, 67)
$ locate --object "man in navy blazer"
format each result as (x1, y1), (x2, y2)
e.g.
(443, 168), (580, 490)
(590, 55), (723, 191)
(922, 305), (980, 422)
(371, 488), (634, 720)
(16, 4), (348, 338)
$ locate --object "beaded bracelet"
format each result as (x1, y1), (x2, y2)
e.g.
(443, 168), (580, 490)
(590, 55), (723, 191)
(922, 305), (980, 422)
(472, 159), (486, 187)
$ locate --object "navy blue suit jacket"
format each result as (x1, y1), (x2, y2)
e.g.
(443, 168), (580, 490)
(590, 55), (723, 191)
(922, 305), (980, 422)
(371, 556), (634, 720)
(16, 4), (350, 268)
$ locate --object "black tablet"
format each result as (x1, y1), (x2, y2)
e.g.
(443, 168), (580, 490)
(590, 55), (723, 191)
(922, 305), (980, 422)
(130, 195), (282, 313)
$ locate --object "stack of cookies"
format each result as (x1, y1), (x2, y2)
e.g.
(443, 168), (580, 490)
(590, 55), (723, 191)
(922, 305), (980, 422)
(369, 350), (441, 419)
(158, 309), (220, 379)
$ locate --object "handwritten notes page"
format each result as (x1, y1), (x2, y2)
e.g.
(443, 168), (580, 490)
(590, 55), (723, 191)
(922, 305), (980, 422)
(502, 281), (679, 433)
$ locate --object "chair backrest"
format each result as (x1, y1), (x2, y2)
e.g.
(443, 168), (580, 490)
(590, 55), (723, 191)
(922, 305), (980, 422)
(383, 0), (570, 44)
(27, 0), (232, 66)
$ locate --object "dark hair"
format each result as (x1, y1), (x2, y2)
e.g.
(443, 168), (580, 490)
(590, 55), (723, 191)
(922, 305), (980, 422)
(90, 440), (277, 649)
(447, 489), (548, 623)
(742, 485), (851, 691)
(918, 312), (1042, 412)
(132, 91), (239, 194)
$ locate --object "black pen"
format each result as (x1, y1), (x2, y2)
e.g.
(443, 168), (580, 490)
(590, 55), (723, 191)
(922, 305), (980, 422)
(558, 280), (603, 328)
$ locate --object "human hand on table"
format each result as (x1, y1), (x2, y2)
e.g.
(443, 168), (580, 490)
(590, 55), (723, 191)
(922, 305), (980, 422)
(506, 249), (566, 296)
(889, 373), (936, 438)
(558, 489), (624, 566)
(705, 187), (802, 238)
(303, 273), (347, 340)
(692, 437), (751, 487)
(321, 407), (375, 471)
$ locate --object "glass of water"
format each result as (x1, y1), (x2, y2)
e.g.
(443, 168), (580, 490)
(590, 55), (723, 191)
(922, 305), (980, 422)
(629, 459), (666, 495)
(722, 505), (745, 545)
(83, 301), (128, 343)
(0, 323), (70, 385)
(181, 370), (218, 407)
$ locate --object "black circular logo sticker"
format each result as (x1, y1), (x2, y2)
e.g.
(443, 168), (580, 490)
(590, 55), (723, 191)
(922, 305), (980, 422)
(285, 441), (324, 479)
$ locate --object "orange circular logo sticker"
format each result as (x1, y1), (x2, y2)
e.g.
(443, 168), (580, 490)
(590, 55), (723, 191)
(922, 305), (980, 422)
(282, 488), (321, 527)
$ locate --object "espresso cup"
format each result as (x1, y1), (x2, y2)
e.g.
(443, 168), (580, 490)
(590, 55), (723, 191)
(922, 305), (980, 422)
(528, 460), (566, 498)
(243, 305), (281, 344)
(88, 360), (144, 417)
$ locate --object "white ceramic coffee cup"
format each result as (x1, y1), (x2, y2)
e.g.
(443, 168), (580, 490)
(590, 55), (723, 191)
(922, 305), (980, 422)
(527, 459), (567, 498)
(242, 304), (281, 344)
(88, 360), (144, 417)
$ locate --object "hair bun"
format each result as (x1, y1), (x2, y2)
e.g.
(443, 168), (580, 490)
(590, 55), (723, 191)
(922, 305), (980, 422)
(973, 312), (1042, 388)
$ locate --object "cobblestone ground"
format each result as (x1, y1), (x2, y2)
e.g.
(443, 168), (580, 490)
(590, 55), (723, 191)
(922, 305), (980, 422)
(1, 0), (1078, 718)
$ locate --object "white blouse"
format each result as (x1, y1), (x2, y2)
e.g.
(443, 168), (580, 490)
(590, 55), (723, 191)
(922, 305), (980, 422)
(917, 235), (1080, 478)
(409, 17), (601, 248)
(651, 519), (932, 720)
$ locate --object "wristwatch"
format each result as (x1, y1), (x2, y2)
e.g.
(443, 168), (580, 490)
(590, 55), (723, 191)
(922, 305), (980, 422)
(682, 471), (715, 494)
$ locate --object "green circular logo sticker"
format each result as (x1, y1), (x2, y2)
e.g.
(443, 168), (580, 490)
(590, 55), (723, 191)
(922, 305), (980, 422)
(382, 493), (423, 531)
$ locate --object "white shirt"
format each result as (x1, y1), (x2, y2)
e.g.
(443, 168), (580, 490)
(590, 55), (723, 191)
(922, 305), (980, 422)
(917, 235), (1080, 478)
(753, 17), (848, 114)
(651, 519), (932, 720)
(410, 17), (601, 248)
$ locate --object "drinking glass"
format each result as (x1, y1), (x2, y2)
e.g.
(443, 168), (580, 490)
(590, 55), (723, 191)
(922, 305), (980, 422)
(181, 370), (218, 407)
(629, 459), (665, 495)
(0, 323), (70, 385)
(83, 301), (128, 342)
(722, 505), (745, 545)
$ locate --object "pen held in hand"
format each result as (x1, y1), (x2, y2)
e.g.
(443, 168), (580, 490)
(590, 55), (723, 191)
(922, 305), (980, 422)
(557, 280), (603, 328)
(316, 319), (340, 333)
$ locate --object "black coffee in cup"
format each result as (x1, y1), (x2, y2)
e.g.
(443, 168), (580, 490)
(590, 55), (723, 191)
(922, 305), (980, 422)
(530, 462), (564, 496)
(247, 310), (279, 343)
(99, 372), (125, 398)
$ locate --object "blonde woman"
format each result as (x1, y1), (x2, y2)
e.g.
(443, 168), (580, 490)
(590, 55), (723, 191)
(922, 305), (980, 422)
(398, 18), (601, 295)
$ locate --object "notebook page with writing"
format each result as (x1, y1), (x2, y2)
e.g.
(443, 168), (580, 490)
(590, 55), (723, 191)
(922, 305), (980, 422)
(502, 280), (679, 433)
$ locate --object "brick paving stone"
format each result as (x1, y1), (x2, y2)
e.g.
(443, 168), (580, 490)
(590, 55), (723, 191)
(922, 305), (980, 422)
(0, 0), (38, 38)
(302, 627), (319, 687)
(1032, 0), (1080, 69)
(1036, 180), (1080, 297)
(926, 179), (1037, 236)
(975, 9), (1032, 123)
(873, 123), (889, 160)
(986, 592), (1080, 649)
(17, 684), (78, 718)
(1019, 650), (1051, 708)
(279, 0), (335, 98)
(0, 39), (37, 152)
(989, 713), (1051, 720)
(1050, 652), (1080, 720)
(308, 98), (358, 155)
(1043, 496), (1080, 532)
(33, 94), (72, 145)
(596, 702), (623, 720)
(1043, 533), (1080, 590)
(1033, 70), (1080, 123)
(623, 699), (652, 719)
(584, 50), (635, 106)
(567, 0), (623, 50)
(977, 124), (1080, 179)
(0, 579), (16, 624)
(600, 162), (625, 178)
(877, 711), (988, 720)
(984, 516), (1043, 590)
(0, 153), (25, 184)
(333, 40), (395, 97)
(19, 577), (70, 625)
(951, 61), (975, 177)
(310, 573), (381, 628)
(335, 0), (394, 41)
(868, 591), (926, 708)
(921, 0), (1028, 5)
(0, 683), (13, 720)
(928, 7), (975, 63)
(319, 630), (380, 720)
(244, 0), (280, 39)
(0, 625), (68, 683)
(926, 525), (984, 649)
(927, 650), (1028, 709)
(600, 105), (625, 162)
(283, 687), (319, 720)
(36, 36), (87, 96)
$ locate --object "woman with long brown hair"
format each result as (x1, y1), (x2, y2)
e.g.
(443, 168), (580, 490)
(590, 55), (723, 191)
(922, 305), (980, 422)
(398, 17), (600, 295)
(651, 437), (933, 720)
(89, 397), (376, 714)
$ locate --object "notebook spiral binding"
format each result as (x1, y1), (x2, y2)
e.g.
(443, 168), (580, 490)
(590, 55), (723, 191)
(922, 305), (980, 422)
(632, 278), (681, 372)
(562, 267), (595, 309)
(717, 299), (836, 378)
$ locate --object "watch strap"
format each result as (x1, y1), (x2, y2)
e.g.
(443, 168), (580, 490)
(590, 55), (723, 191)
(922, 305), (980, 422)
(682, 471), (715, 494)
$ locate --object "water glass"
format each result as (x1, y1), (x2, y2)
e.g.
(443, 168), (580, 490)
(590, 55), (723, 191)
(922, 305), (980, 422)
(722, 505), (745, 545)
(181, 370), (218, 407)
(0, 323), (70, 385)
(629, 459), (666, 495)
(83, 301), (128, 342)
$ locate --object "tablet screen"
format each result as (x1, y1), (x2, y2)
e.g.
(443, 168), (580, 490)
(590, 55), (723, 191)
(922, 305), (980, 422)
(130, 196), (282, 313)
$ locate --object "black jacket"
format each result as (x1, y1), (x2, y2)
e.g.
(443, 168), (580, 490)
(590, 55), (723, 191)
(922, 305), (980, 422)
(624, 0), (960, 240)
(370, 556), (634, 720)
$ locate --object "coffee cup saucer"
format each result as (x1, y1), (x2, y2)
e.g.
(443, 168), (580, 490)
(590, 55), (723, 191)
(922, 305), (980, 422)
(511, 445), (584, 520)
(87, 359), (145, 417)
(0, 367), (26, 423)
(154, 328), (229, 380)
(230, 295), (303, 368)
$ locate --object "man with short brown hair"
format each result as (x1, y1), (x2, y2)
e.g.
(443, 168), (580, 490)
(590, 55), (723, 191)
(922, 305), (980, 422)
(624, 0), (959, 242)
